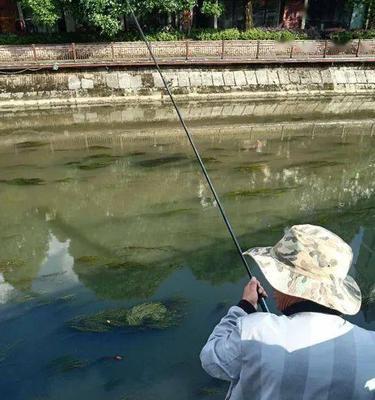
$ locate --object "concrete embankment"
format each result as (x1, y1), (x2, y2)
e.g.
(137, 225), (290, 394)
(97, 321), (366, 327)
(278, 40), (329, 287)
(0, 65), (374, 110)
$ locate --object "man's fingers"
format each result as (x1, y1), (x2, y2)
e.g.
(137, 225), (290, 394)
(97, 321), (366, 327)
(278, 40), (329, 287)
(257, 284), (268, 298)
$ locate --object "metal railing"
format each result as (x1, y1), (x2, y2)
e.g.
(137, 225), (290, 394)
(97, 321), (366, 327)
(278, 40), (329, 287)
(0, 39), (374, 68)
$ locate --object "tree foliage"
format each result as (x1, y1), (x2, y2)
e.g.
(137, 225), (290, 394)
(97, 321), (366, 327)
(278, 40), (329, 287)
(201, 0), (224, 18)
(20, 0), (202, 37)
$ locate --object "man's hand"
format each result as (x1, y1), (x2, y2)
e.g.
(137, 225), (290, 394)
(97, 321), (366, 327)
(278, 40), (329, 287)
(242, 277), (268, 310)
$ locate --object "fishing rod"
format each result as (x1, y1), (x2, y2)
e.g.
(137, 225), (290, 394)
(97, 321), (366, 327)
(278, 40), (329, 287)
(127, 5), (269, 313)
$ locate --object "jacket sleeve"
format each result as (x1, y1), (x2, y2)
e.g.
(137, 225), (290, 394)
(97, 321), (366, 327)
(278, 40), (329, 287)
(200, 306), (247, 381)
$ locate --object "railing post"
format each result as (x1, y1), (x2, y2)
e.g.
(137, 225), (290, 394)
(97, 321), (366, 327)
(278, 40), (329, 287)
(221, 39), (225, 59)
(256, 40), (260, 59)
(111, 42), (115, 61)
(71, 43), (77, 62)
(356, 39), (361, 57)
(289, 44), (294, 59)
(323, 40), (328, 58)
(31, 44), (37, 61)
(185, 40), (189, 61)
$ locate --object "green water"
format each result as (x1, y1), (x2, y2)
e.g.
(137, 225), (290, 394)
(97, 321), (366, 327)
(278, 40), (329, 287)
(0, 99), (374, 400)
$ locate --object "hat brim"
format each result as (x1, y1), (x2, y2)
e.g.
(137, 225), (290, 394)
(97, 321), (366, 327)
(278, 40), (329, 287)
(244, 246), (362, 315)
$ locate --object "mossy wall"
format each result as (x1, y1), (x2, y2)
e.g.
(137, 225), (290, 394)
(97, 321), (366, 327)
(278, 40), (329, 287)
(0, 65), (374, 109)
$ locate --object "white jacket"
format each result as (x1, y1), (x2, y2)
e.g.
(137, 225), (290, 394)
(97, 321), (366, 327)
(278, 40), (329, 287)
(200, 302), (375, 400)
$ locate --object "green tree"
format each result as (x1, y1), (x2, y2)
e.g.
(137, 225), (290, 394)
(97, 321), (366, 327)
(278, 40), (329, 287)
(201, 0), (224, 29)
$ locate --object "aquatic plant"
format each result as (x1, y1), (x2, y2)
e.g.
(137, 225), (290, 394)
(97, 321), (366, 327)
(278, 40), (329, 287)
(68, 301), (184, 333)
(69, 309), (128, 332)
(288, 160), (344, 169)
(64, 154), (121, 171)
(234, 162), (267, 173)
(126, 303), (171, 328)
(46, 355), (89, 374)
(136, 155), (189, 168)
(202, 157), (221, 164)
(15, 141), (47, 148)
(224, 186), (297, 198)
(0, 178), (45, 185)
(88, 145), (112, 150)
(76, 255), (100, 264)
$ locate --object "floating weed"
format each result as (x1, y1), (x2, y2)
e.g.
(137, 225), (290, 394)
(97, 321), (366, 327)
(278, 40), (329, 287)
(54, 177), (74, 183)
(68, 301), (184, 333)
(78, 162), (111, 170)
(15, 141), (47, 149)
(64, 154), (120, 171)
(88, 145), (111, 150)
(208, 147), (225, 151)
(0, 178), (45, 186)
(126, 303), (169, 328)
(224, 186), (298, 198)
(83, 154), (117, 160)
(234, 162), (267, 173)
(136, 155), (189, 168)
(153, 208), (193, 217)
(202, 157), (221, 164)
(46, 356), (89, 374)
(76, 255), (100, 264)
(122, 245), (177, 253)
(69, 309), (128, 332)
(288, 160), (344, 169)
(128, 151), (147, 156)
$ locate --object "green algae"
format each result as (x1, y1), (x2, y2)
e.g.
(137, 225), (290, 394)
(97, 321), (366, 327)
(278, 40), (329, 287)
(126, 303), (171, 328)
(152, 208), (193, 217)
(288, 160), (344, 169)
(136, 155), (189, 168)
(76, 255), (100, 264)
(88, 145), (112, 150)
(202, 157), (221, 163)
(64, 154), (121, 171)
(15, 141), (47, 149)
(54, 177), (74, 183)
(68, 301), (184, 333)
(0, 178), (45, 185)
(224, 186), (298, 198)
(69, 309), (128, 332)
(234, 162), (267, 173)
(46, 356), (89, 374)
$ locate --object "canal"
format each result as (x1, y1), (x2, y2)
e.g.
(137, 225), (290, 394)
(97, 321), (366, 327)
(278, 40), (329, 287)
(0, 96), (375, 400)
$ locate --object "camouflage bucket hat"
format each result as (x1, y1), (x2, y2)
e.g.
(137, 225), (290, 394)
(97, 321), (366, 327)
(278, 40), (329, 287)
(243, 224), (362, 315)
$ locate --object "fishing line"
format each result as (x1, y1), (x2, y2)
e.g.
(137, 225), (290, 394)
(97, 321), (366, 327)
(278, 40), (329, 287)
(128, 5), (269, 313)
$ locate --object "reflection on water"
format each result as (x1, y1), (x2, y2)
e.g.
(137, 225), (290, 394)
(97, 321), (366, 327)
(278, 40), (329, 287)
(0, 101), (375, 400)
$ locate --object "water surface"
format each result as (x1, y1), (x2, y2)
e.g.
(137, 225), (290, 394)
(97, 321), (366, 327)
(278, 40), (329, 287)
(0, 99), (375, 400)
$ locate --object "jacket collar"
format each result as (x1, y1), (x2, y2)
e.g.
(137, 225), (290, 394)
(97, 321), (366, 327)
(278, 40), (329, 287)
(282, 300), (342, 317)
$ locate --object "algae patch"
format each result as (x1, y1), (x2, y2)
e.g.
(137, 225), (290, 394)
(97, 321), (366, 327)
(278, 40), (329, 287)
(68, 301), (184, 333)
(0, 178), (45, 186)
(64, 154), (121, 171)
(47, 355), (89, 374)
(136, 155), (189, 168)
(224, 186), (298, 198)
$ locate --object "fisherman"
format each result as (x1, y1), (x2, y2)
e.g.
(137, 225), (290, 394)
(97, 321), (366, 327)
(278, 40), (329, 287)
(200, 224), (375, 400)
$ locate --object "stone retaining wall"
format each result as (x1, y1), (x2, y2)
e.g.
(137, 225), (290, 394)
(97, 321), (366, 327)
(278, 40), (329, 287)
(0, 65), (374, 109)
